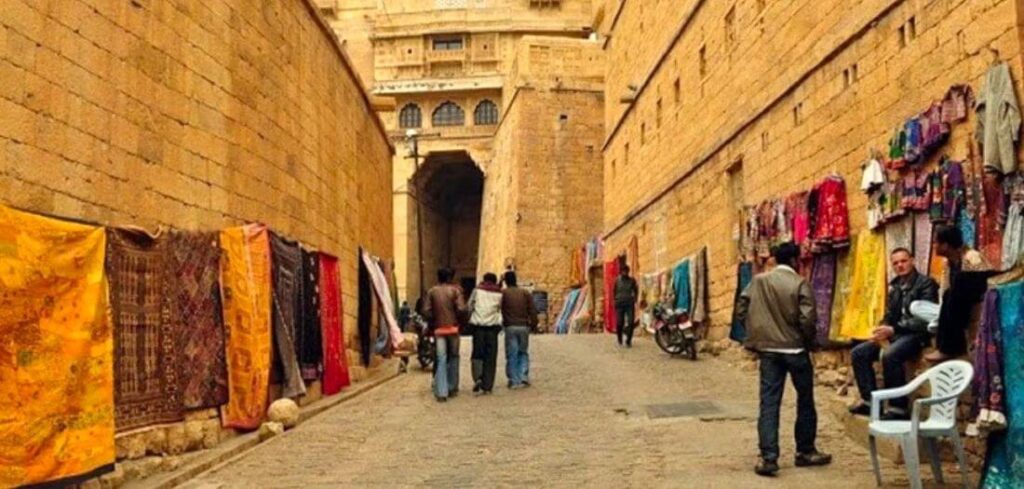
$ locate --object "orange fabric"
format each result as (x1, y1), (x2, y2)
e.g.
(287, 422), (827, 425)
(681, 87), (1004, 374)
(0, 205), (114, 487)
(219, 225), (273, 430)
(435, 325), (460, 336)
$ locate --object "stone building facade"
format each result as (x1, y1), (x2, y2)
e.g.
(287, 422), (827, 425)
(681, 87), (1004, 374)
(598, 0), (1024, 339)
(0, 0), (393, 481)
(320, 0), (602, 305)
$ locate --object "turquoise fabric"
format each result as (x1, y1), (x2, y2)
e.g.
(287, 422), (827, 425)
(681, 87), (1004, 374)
(673, 260), (691, 313)
(984, 282), (1024, 488)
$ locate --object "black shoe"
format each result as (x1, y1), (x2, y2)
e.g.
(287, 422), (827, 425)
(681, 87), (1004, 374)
(848, 403), (871, 417)
(795, 451), (833, 467)
(755, 459), (779, 476)
(435, 396), (448, 403)
(881, 410), (910, 421)
(449, 389), (459, 398)
(473, 383), (482, 393)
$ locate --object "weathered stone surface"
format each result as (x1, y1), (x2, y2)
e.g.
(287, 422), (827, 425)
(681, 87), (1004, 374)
(202, 419), (222, 449)
(184, 420), (206, 452)
(165, 424), (188, 455)
(98, 465), (125, 489)
(115, 431), (147, 461)
(267, 399), (300, 429)
(122, 457), (163, 481)
(258, 422), (285, 442)
(144, 427), (167, 456)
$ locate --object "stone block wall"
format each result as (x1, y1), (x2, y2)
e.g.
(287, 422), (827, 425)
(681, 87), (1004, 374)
(602, 0), (1024, 340)
(0, 0), (393, 479)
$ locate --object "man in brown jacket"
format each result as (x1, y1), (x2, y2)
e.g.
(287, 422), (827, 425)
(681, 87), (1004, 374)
(735, 242), (832, 476)
(423, 267), (468, 402)
(501, 271), (537, 389)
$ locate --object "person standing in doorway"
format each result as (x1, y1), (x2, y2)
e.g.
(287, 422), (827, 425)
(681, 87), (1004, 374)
(614, 265), (639, 347)
(501, 271), (537, 389)
(423, 267), (467, 402)
(398, 300), (411, 332)
(469, 273), (503, 395)
(735, 242), (832, 476)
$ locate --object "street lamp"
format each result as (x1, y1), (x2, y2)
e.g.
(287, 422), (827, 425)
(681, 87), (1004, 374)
(404, 129), (426, 304)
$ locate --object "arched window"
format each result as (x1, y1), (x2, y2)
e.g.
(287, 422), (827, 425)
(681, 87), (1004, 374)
(399, 104), (422, 129)
(432, 101), (465, 127)
(474, 100), (499, 125)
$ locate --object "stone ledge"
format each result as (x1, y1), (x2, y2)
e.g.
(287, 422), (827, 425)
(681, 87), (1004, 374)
(122, 358), (402, 489)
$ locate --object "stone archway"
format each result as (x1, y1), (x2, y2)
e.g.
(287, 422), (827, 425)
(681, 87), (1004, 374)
(409, 150), (484, 301)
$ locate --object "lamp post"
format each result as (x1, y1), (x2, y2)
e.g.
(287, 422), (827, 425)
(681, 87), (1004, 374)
(405, 128), (426, 304)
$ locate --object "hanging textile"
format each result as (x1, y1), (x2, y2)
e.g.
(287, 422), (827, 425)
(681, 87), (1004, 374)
(570, 285), (593, 333)
(219, 225), (273, 430)
(555, 289), (581, 335)
(976, 62), (1021, 175)
(811, 253), (838, 346)
(627, 235), (640, 276)
(0, 206), (114, 488)
(840, 231), (887, 340)
(970, 290), (1006, 435)
(569, 247), (583, 285)
(603, 260), (620, 334)
(299, 248), (323, 381)
(810, 176), (851, 251)
(269, 233), (306, 399)
(672, 259), (692, 313)
(360, 250), (404, 351)
(357, 249), (373, 366)
(984, 282), (1024, 487)
(1003, 202), (1024, 270)
(979, 172), (1006, 267)
(913, 212), (934, 277)
(830, 244), (855, 342)
(106, 227), (184, 431)
(169, 230), (228, 410)
(729, 262), (754, 342)
(318, 253), (350, 395)
(692, 248), (709, 323)
(884, 215), (913, 281)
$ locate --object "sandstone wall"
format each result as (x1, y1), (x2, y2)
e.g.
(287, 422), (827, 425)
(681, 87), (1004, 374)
(602, 0), (1024, 340)
(0, 0), (393, 479)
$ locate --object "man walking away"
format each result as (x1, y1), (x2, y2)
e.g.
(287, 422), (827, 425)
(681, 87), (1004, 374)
(469, 273), (503, 394)
(614, 265), (639, 347)
(848, 248), (939, 420)
(423, 267), (467, 402)
(735, 242), (832, 476)
(501, 271), (537, 389)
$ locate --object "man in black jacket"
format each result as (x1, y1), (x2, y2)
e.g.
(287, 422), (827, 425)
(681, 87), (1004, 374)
(614, 265), (639, 347)
(848, 248), (939, 420)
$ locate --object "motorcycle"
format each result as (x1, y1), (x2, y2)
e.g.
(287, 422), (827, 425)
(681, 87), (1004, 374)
(410, 312), (435, 371)
(652, 302), (698, 360)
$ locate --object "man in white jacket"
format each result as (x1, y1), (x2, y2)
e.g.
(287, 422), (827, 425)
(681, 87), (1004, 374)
(469, 273), (503, 394)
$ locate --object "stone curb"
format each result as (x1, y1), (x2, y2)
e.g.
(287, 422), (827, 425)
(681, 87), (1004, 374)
(124, 360), (403, 489)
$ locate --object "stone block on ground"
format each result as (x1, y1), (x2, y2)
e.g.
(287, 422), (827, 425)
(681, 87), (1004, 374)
(202, 419), (222, 449)
(165, 424), (188, 455)
(144, 426), (168, 455)
(115, 430), (147, 460)
(258, 422), (285, 442)
(267, 399), (300, 428)
(184, 420), (206, 451)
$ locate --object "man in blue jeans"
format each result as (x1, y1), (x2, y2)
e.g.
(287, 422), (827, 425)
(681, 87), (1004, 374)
(500, 271), (537, 389)
(735, 242), (832, 476)
(423, 267), (467, 402)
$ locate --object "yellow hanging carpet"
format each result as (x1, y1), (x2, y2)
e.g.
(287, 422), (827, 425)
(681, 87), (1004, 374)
(839, 231), (888, 340)
(0, 205), (115, 487)
(219, 224), (273, 430)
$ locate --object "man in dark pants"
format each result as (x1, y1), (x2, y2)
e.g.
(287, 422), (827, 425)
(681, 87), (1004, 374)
(423, 267), (468, 402)
(468, 273), (503, 394)
(614, 265), (639, 347)
(926, 225), (992, 362)
(848, 248), (939, 420)
(735, 242), (831, 476)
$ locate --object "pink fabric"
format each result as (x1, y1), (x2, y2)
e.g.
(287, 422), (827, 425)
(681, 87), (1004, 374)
(360, 251), (403, 350)
(603, 260), (620, 334)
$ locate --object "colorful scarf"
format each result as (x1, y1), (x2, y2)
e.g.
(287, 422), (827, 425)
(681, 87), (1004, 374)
(269, 233), (306, 399)
(673, 259), (692, 313)
(299, 248), (323, 380)
(319, 253), (351, 395)
(0, 206), (115, 487)
(729, 262), (754, 342)
(811, 253), (838, 346)
(603, 260), (620, 334)
(840, 232), (887, 340)
(984, 282), (1024, 487)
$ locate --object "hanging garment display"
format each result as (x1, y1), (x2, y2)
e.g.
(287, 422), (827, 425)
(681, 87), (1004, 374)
(810, 176), (851, 251)
(555, 288), (581, 335)
(983, 282), (1024, 488)
(811, 253), (838, 346)
(913, 212), (934, 276)
(299, 248), (323, 380)
(692, 248), (710, 323)
(729, 262), (755, 342)
(361, 250), (404, 351)
(269, 233), (307, 399)
(571, 285), (593, 333)
(219, 225), (273, 430)
(942, 84), (973, 123)
(840, 231), (887, 340)
(603, 260), (620, 334)
(318, 253), (350, 396)
(970, 290), (1007, 435)
(1003, 202), (1024, 270)
(672, 259), (692, 313)
(884, 215), (913, 281)
(0, 206), (115, 488)
(979, 172), (1006, 267)
(106, 227), (184, 431)
(976, 62), (1021, 175)
(830, 243), (855, 342)
(357, 250), (373, 366)
(169, 230), (228, 410)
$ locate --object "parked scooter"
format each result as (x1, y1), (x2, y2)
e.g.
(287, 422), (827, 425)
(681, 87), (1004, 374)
(410, 312), (435, 370)
(652, 302), (698, 360)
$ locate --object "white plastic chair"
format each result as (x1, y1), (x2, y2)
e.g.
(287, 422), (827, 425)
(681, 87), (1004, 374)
(868, 360), (973, 489)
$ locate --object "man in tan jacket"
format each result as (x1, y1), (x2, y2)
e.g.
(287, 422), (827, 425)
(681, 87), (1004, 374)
(735, 242), (832, 476)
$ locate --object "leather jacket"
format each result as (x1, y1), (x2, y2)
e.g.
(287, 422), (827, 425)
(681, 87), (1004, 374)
(884, 270), (940, 336)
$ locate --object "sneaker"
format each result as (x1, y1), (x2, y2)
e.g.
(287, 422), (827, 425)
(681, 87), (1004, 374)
(509, 383), (524, 390)
(522, 380), (531, 387)
(435, 396), (448, 403)
(795, 451), (833, 467)
(755, 458), (779, 476)
(848, 403), (871, 417)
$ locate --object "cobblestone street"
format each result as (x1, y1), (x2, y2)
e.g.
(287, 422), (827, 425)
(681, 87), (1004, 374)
(185, 335), (930, 488)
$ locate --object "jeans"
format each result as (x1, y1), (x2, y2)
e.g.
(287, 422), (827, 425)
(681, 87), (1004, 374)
(433, 334), (460, 399)
(505, 326), (531, 386)
(758, 351), (818, 462)
(616, 305), (636, 345)
(472, 326), (500, 391)
(851, 334), (927, 411)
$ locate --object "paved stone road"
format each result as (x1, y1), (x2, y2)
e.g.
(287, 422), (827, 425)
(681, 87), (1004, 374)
(188, 335), (937, 488)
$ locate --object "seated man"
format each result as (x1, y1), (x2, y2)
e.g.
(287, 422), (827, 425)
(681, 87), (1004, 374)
(848, 248), (939, 420)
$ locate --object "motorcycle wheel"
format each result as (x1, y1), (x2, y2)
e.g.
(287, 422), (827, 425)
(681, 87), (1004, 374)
(654, 327), (685, 355)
